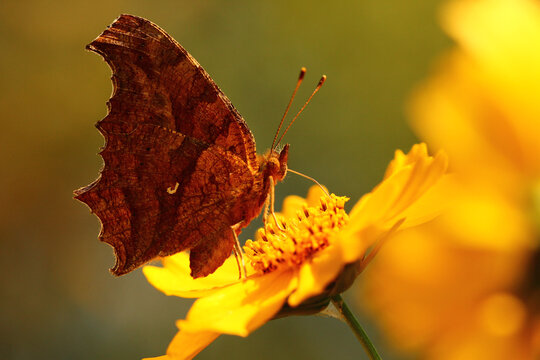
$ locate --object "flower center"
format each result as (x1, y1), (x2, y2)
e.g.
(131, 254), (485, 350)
(244, 194), (349, 274)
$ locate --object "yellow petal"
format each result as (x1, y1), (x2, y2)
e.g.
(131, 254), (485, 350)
(329, 144), (448, 264)
(142, 330), (220, 360)
(288, 216), (403, 307)
(410, 50), (539, 188)
(343, 219), (405, 266)
(413, 0), (540, 179)
(441, 187), (533, 250)
(305, 185), (328, 206)
(278, 186), (328, 219)
(349, 144), (448, 234)
(178, 269), (297, 337)
(444, 0), (540, 108)
(143, 252), (242, 298)
(397, 160), (454, 229)
(383, 142), (428, 180)
(288, 244), (343, 307)
(280, 194), (308, 218)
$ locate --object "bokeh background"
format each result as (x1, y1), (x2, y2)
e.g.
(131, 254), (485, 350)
(0, 1), (450, 359)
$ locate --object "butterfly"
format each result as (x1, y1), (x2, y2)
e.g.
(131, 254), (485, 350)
(74, 14), (295, 278)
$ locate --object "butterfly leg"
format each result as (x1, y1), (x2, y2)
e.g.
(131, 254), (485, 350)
(231, 225), (247, 280)
(262, 193), (270, 225)
(269, 176), (285, 231)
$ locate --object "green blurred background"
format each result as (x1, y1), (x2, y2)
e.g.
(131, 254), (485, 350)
(0, 1), (449, 359)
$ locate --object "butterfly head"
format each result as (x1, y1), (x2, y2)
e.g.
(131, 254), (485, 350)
(263, 144), (289, 182)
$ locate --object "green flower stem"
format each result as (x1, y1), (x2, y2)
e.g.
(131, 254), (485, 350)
(331, 294), (382, 360)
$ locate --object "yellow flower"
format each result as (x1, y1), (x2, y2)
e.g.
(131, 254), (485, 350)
(361, 0), (540, 359)
(142, 143), (448, 360)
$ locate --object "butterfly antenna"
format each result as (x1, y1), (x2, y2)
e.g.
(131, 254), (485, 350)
(275, 75), (326, 147)
(271, 67), (307, 151)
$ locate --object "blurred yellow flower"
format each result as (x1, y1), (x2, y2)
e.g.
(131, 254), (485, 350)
(142, 143), (448, 360)
(361, 0), (540, 359)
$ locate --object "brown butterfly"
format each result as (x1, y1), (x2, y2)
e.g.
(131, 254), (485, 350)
(75, 14), (324, 278)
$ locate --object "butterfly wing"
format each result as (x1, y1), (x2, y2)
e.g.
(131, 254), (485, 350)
(87, 14), (258, 168)
(75, 15), (261, 276)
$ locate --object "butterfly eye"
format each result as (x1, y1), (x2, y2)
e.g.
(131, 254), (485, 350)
(262, 157), (280, 177)
(269, 157), (280, 170)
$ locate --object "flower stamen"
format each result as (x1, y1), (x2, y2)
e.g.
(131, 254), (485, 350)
(244, 194), (350, 274)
